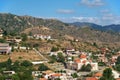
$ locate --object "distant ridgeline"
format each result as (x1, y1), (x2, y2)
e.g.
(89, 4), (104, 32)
(0, 13), (120, 43)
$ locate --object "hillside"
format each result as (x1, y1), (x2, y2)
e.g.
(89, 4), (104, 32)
(70, 22), (120, 33)
(0, 13), (120, 44)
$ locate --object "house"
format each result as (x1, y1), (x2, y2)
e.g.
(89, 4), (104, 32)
(33, 34), (51, 40)
(112, 70), (120, 79)
(66, 53), (98, 71)
(49, 50), (63, 56)
(0, 43), (11, 54)
(66, 48), (75, 55)
(85, 77), (98, 80)
(32, 71), (42, 77)
(14, 37), (22, 43)
(3, 71), (15, 76)
(0, 28), (3, 37)
(39, 78), (47, 80)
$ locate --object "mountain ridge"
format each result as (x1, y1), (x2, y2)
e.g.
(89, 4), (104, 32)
(70, 22), (120, 33)
(0, 13), (120, 44)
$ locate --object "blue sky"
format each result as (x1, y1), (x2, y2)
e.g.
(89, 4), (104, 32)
(0, 0), (120, 25)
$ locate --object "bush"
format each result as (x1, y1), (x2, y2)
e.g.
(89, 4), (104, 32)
(21, 60), (33, 67)
(38, 64), (49, 71)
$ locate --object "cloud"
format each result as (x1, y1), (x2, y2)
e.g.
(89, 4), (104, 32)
(57, 9), (74, 14)
(100, 9), (109, 13)
(71, 17), (100, 23)
(80, 0), (104, 7)
(40, 15), (120, 25)
(57, 16), (120, 25)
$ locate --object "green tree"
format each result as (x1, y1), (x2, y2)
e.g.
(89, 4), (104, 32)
(12, 74), (20, 80)
(100, 68), (115, 80)
(57, 52), (65, 63)
(71, 73), (78, 78)
(18, 72), (33, 80)
(80, 64), (86, 71)
(21, 60), (33, 67)
(85, 64), (92, 72)
(0, 38), (6, 43)
(116, 56), (120, 65)
(0, 75), (5, 80)
(21, 33), (28, 41)
(6, 58), (12, 70)
(38, 64), (49, 71)
(114, 64), (120, 72)
(51, 46), (59, 52)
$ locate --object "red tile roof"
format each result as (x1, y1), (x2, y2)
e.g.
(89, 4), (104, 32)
(51, 73), (61, 77)
(74, 58), (81, 63)
(94, 72), (102, 77)
(80, 54), (87, 58)
(116, 78), (120, 80)
(82, 60), (87, 64)
(86, 77), (98, 80)
(39, 78), (47, 80)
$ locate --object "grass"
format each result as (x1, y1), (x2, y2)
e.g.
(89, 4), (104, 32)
(0, 49), (46, 62)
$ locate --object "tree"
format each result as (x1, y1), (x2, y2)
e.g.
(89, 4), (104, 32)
(12, 74), (20, 80)
(21, 33), (28, 41)
(6, 58), (12, 70)
(114, 64), (120, 72)
(100, 68), (115, 80)
(18, 72), (33, 80)
(80, 64), (86, 71)
(21, 60), (33, 67)
(85, 64), (92, 72)
(80, 64), (92, 72)
(57, 52), (65, 63)
(0, 75), (5, 80)
(51, 46), (59, 52)
(38, 64), (49, 71)
(71, 73), (78, 78)
(116, 56), (120, 65)
(0, 38), (6, 43)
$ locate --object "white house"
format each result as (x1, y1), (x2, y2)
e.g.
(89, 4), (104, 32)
(0, 43), (11, 54)
(112, 70), (120, 79)
(33, 34), (51, 40)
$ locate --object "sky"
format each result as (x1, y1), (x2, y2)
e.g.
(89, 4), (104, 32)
(0, 0), (120, 25)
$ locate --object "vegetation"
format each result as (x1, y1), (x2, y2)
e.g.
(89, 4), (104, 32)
(100, 68), (115, 80)
(98, 62), (106, 66)
(20, 60), (33, 67)
(0, 59), (34, 80)
(114, 56), (120, 72)
(38, 64), (49, 71)
(57, 52), (65, 63)
(51, 46), (59, 52)
(71, 73), (78, 78)
(80, 64), (92, 72)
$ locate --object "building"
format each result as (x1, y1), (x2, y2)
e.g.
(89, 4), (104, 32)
(32, 71), (42, 77)
(66, 53), (98, 71)
(86, 77), (98, 80)
(3, 71), (15, 76)
(66, 48), (75, 55)
(33, 34), (51, 40)
(0, 43), (11, 54)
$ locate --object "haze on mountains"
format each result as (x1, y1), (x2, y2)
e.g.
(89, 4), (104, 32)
(0, 13), (120, 44)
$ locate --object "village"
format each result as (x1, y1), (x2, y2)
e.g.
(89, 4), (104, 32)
(0, 28), (120, 80)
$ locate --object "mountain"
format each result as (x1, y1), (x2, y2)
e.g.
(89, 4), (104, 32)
(0, 13), (120, 44)
(70, 22), (120, 33)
